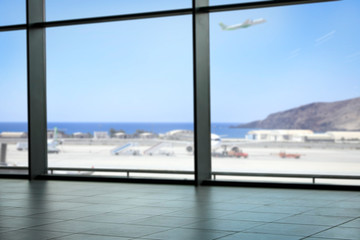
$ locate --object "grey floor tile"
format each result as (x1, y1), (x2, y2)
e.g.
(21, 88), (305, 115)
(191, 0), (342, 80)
(164, 208), (233, 219)
(183, 219), (263, 231)
(144, 228), (232, 240)
(225, 197), (280, 205)
(129, 215), (200, 227)
(76, 212), (150, 224)
(276, 214), (354, 226)
(274, 199), (334, 208)
(250, 205), (314, 214)
(0, 227), (15, 233)
(24, 201), (92, 212)
(0, 193), (31, 200)
(313, 227), (360, 239)
(114, 198), (161, 206)
(84, 223), (169, 238)
(66, 196), (130, 205)
(0, 216), (63, 229)
(29, 194), (81, 202)
(218, 211), (291, 222)
(29, 220), (104, 233)
(197, 202), (260, 211)
(154, 200), (198, 208)
(245, 222), (329, 237)
(339, 218), (360, 228)
(0, 199), (31, 208)
(1, 180), (360, 240)
(134, 193), (187, 201)
(30, 210), (101, 220)
(117, 206), (181, 215)
(0, 229), (70, 240)
(52, 233), (130, 240)
(0, 207), (49, 217)
(326, 201), (360, 209)
(217, 232), (301, 240)
(304, 238), (350, 240)
(303, 207), (360, 218)
(71, 204), (135, 212)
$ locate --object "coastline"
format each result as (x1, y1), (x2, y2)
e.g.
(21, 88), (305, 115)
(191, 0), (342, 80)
(0, 122), (252, 138)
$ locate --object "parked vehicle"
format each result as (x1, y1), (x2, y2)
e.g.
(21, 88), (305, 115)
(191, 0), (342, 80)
(227, 150), (248, 158)
(279, 152), (300, 159)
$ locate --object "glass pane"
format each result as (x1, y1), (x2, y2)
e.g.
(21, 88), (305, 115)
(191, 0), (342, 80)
(210, 0), (360, 184)
(0, 30), (28, 174)
(0, 0), (25, 26)
(46, 0), (191, 21)
(211, 0), (270, 6)
(46, 16), (194, 179)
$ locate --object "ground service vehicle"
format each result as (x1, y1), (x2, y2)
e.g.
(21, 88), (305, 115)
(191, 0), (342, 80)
(279, 152), (300, 159)
(228, 150), (248, 158)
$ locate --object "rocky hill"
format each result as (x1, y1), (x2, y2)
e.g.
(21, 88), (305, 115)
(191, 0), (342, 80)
(235, 97), (360, 132)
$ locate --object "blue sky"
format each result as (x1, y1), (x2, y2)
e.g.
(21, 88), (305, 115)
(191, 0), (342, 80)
(0, 0), (359, 123)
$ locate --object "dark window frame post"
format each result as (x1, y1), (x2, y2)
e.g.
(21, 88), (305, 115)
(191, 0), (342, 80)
(27, 0), (48, 180)
(193, 0), (212, 185)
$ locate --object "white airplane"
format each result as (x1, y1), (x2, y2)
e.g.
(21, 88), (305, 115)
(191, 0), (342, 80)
(211, 133), (222, 150)
(184, 133), (226, 153)
(47, 127), (61, 153)
(219, 18), (266, 31)
(17, 127), (62, 153)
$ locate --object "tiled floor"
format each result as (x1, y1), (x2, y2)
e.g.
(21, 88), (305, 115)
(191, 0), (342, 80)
(0, 179), (359, 240)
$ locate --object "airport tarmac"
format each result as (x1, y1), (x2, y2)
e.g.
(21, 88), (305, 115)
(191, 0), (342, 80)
(3, 139), (360, 184)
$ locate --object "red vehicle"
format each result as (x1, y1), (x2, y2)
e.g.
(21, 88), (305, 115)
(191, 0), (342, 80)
(228, 150), (248, 158)
(279, 152), (300, 159)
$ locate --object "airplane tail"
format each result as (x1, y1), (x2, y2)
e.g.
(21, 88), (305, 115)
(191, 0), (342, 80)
(219, 22), (227, 30)
(50, 127), (61, 146)
(53, 127), (58, 142)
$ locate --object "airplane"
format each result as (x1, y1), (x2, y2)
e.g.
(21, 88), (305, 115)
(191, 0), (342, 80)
(17, 127), (62, 154)
(47, 127), (62, 153)
(183, 133), (231, 153)
(211, 133), (222, 150)
(219, 18), (266, 31)
(110, 131), (242, 157)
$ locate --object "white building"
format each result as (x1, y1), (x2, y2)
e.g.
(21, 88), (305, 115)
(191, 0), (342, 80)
(164, 129), (193, 141)
(0, 132), (28, 138)
(326, 131), (360, 141)
(113, 132), (126, 139)
(246, 129), (314, 142)
(247, 129), (360, 143)
(93, 131), (109, 139)
(73, 132), (92, 138)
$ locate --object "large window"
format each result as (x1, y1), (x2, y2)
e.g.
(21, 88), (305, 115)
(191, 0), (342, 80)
(0, 30), (28, 173)
(46, 16), (194, 179)
(210, 0), (360, 183)
(0, 0), (25, 26)
(46, 0), (191, 21)
(1, 0), (358, 185)
(210, 0), (268, 5)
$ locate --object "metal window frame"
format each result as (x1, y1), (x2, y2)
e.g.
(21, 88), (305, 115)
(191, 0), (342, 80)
(1, 0), (349, 188)
(27, 0), (48, 179)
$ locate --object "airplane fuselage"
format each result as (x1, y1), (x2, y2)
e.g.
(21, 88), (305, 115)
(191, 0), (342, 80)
(220, 18), (266, 31)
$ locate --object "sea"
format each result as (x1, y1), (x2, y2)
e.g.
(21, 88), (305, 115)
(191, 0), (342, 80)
(0, 122), (253, 139)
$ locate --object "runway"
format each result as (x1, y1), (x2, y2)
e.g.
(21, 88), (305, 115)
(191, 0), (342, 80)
(3, 139), (360, 184)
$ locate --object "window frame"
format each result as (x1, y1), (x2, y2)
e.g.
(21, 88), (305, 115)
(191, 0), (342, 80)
(3, 0), (357, 189)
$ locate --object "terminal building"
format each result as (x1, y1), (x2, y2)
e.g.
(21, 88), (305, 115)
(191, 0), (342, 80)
(246, 129), (314, 142)
(247, 130), (360, 142)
